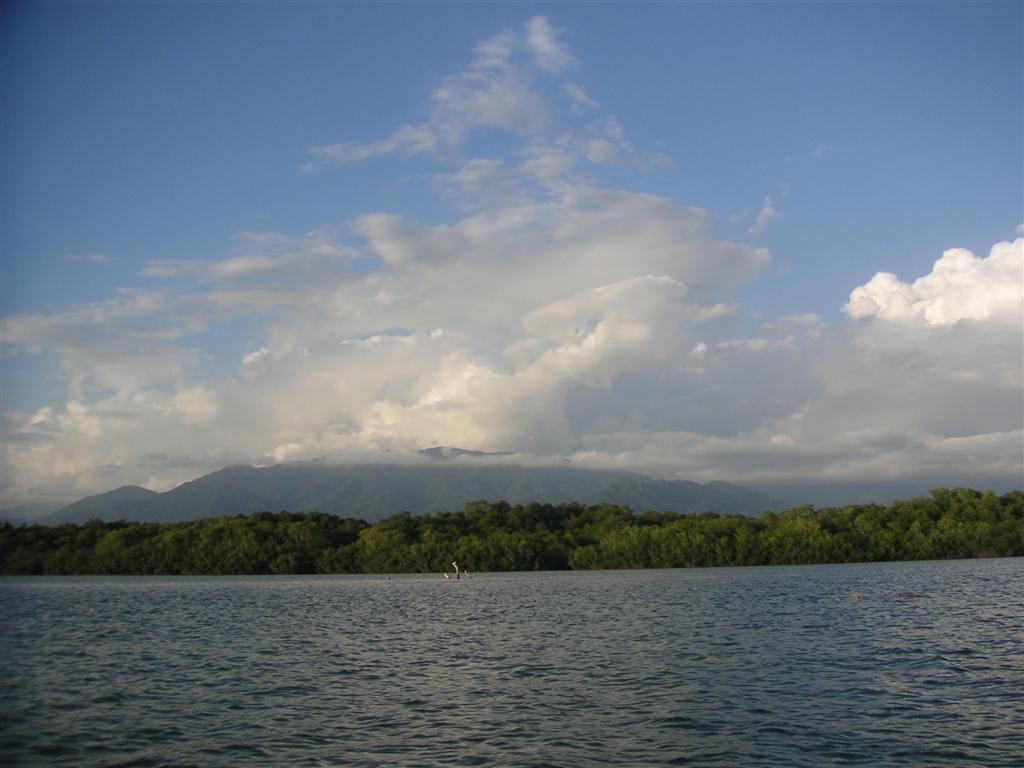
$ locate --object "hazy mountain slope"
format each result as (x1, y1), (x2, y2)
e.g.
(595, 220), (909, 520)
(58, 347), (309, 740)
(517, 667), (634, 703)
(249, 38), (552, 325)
(42, 463), (784, 524)
(755, 474), (1024, 509)
(0, 502), (65, 524)
(590, 478), (782, 517)
(44, 486), (159, 525)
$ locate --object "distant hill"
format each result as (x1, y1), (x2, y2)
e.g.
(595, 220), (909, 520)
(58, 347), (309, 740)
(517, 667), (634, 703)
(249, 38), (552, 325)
(37, 462), (784, 525)
(0, 502), (65, 525)
(756, 474), (1024, 509)
(44, 485), (159, 525)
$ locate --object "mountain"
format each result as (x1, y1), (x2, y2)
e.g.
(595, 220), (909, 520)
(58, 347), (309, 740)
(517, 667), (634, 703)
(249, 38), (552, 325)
(44, 485), (159, 525)
(0, 502), (66, 525)
(595, 478), (787, 517)
(418, 446), (512, 460)
(39, 462), (784, 525)
(755, 474), (1024, 509)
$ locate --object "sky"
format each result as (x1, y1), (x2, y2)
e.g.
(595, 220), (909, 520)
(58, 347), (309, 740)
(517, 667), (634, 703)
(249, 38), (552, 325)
(1, 2), (1022, 508)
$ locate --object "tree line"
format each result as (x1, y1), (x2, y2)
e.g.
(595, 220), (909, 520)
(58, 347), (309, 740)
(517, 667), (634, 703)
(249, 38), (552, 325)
(1, 488), (1021, 575)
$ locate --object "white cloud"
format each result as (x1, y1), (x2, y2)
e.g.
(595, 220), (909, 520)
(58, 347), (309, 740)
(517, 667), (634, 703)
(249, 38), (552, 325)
(748, 196), (778, 236)
(525, 17), (577, 73)
(172, 386), (221, 425)
(305, 16), (644, 180)
(141, 228), (358, 287)
(308, 19), (568, 168)
(584, 138), (617, 163)
(352, 213), (465, 266)
(305, 15), (656, 204)
(309, 124), (441, 165)
(431, 63), (550, 137)
(844, 238), (1023, 327)
(521, 138), (579, 182)
(561, 275), (1022, 486)
(437, 158), (514, 204)
(3, 230), (1020, 504)
(2, 17), (1019, 507)
(564, 83), (598, 110)
(1, 180), (776, 501)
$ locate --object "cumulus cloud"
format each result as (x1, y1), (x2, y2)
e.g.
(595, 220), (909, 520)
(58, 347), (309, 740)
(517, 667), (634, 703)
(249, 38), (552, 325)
(564, 281), (1022, 486)
(4, 225), (1021, 504)
(7, 235), (1019, 506)
(1, 178), (774, 501)
(844, 238), (1023, 327)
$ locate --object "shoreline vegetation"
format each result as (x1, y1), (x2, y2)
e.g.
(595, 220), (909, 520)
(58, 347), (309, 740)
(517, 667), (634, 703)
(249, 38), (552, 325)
(1, 488), (1021, 576)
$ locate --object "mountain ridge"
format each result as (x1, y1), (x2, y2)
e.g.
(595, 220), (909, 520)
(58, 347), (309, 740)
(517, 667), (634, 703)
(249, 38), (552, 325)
(37, 462), (785, 525)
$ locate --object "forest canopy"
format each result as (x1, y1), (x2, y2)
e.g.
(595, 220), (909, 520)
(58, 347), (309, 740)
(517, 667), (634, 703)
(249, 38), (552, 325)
(1, 489), (1021, 576)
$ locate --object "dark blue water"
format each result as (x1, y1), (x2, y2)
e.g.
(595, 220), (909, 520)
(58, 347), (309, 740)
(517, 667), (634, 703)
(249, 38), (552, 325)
(1, 558), (1022, 767)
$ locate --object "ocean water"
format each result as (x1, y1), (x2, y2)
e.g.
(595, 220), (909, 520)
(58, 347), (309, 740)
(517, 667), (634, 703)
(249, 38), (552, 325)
(1, 558), (1022, 767)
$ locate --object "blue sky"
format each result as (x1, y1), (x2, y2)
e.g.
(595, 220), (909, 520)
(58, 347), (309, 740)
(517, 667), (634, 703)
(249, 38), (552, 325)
(2, 2), (1022, 506)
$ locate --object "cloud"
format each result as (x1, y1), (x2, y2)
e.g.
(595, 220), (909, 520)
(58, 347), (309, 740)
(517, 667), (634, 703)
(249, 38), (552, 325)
(0, 293), (201, 403)
(0, 292), (199, 401)
(748, 196), (778, 236)
(811, 144), (834, 159)
(65, 253), (110, 265)
(521, 138), (579, 182)
(281, 185), (768, 361)
(2, 17), (1019, 506)
(140, 228), (358, 290)
(309, 124), (441, 165)
(305, 16), (642, 178)
(564, 83), (598, 110)
(1, 178), (774, 501)
(563, 272), (1022, 485)
(844, 238), (1023, 327)
(2, 293), (170, 346)
(570, 428), (1023, 487)
(583, 138), (616, 163)
(308, 19), (566, 168)
(352, 213), (466, 267)
(3, 216), (1020, 504)
(436, 123), (640, 206)
(525, 17), (577, 73)
(436, 158), (525, 208)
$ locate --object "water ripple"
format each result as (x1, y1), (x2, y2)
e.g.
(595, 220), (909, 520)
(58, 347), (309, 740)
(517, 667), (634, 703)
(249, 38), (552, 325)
(1, 559), (1023, 766)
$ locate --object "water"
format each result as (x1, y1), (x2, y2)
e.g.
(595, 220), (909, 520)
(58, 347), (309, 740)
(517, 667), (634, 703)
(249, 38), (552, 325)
(1, 559), (1022, 767)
